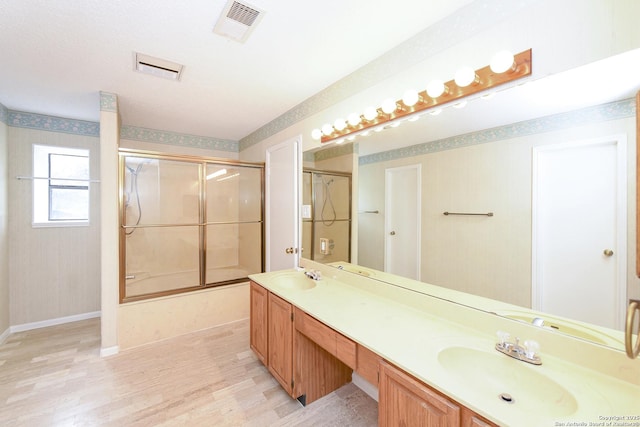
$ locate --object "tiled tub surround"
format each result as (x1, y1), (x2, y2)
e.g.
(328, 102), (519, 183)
(250, 260), (640, 427)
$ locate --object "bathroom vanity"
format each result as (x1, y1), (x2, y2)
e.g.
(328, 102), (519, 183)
(249, 262), (639, 426)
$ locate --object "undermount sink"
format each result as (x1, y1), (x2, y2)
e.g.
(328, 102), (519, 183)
(437, 346), (577, 417)
(270, 272), (317, 291)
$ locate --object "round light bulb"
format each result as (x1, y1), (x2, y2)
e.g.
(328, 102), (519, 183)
(347, 113), (361, 127)
(311, 128), (322, 140)
(334, 118), (346, 131)
(490, 50), (515, 74)
(363, 106), (378, 121)
(381, 98), (397, 115)
(321, 123), (334, 136)
(426, 80), (447, 98)
(454, 66), (477, 87)
(402, 90), (419, 107)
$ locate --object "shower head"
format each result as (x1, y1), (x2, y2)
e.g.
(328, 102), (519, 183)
(323, 177), (334, 186)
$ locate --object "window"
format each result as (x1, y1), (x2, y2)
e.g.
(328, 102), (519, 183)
(33, 144), (90, 226)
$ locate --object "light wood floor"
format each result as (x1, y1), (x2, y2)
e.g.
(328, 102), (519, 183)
(0, 318), (378, 426)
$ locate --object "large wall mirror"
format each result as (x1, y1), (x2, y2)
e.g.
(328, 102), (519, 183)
(301, 49), (640, 352)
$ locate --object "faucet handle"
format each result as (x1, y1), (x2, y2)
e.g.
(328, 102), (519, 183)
(524, 340), (540, 359)
(496, 330), (510, 345)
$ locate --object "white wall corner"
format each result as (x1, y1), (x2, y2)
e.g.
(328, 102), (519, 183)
(100, 345), (119, 358)
(0, 327), (10, 345)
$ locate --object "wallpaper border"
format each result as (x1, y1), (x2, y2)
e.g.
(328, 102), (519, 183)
(8, 110), (100, 137)
(0, 102), (8, 125)
(120, 125), (238, 152)
(100, 92), (118, 112)
(4, 108), (239, 152)
(359, 98), (636, 166)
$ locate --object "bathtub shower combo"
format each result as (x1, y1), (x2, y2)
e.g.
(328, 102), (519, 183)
(120, 150), (264, 302)
(302, 170), (351, 263)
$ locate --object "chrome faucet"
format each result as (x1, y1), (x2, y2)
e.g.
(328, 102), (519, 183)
(532, 317), (545, 327)
(495, 331), (541, 365)
(304, 269), (322, 280)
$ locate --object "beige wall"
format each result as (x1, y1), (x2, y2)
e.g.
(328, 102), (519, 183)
(358, 116), (640, 308)
(8, 127), (101, 325)
(0, 119), (9, 338)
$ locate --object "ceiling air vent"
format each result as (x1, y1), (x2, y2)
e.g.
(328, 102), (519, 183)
(133, 53), (184, 81)
(213, 0), (265, 43)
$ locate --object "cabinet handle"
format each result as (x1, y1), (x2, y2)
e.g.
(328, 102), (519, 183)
(603, 249), (614, 257)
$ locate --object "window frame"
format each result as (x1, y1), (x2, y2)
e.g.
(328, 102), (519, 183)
(32, 144), (91, 228)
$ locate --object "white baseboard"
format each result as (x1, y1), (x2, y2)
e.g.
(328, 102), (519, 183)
(100, 345), (119, 357)
(0, 327), (9, 345)
(352, 372), (378, 402)
(10, 311), (101, 334)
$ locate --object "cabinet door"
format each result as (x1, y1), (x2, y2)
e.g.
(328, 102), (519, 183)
(249, 282), (268, 365)
(461, 408), (498, 427)
(268, 292), (294, 396)
(379, 360), (460, 427)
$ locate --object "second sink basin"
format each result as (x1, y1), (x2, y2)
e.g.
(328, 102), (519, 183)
(437, 346), (577, 417)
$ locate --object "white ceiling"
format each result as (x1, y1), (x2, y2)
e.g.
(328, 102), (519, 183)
(0, 0), (474, 141)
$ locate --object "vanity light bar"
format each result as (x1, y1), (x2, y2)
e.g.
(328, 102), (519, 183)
(318, 49), (532, 144)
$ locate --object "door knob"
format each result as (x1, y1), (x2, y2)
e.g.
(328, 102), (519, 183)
(603, 249), (614, 257)
(389, 231), (396, 235)
(285, 247), (293, 254)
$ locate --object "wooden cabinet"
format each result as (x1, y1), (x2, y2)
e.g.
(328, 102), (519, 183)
(267, 292), (294, 396)
(356, 344), (381, 386)
(249, 282), (268, 365)
(294, 307), (356, 369)
(461, 410), (496, 427)
(379, 360), (497, 427)
(250, 281), (497, 425)
(379, 360), (460, 426)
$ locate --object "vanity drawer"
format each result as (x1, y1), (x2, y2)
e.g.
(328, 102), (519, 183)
(335, 333), (357, 369)
(356, 344), (381, 385)
(294, 307), (356, 369)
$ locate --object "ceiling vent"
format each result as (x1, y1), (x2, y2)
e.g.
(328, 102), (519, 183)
(133, 53), (184, 81)
(213, 0), (265, 43)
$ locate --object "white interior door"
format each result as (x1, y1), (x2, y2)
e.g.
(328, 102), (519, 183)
(532, 135), (626, 330)
(265, 136), (301, 272)
(385, 165), (421, 280)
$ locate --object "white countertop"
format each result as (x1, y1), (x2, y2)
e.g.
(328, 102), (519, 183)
(249, 267), (640, 427)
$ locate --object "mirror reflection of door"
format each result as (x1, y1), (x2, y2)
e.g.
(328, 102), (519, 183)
(533, 136), (626, 330)
(385, 164), (421, 280)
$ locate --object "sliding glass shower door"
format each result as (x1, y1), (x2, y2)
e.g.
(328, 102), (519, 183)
(120, 151), (264, 302)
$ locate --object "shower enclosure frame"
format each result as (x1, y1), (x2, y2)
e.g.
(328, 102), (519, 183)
(118, 148), (265, 303)
(303, 168), (352, 262)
